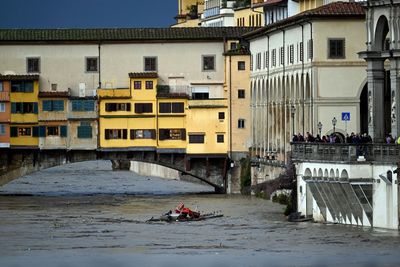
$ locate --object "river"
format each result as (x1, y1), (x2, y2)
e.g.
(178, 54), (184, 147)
(0, 161), (399, 267)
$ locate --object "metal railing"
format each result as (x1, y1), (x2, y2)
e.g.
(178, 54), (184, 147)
(291, 142), (400, 164)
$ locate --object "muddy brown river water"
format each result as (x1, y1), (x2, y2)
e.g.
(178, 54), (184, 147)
(0, 161), (400, 267)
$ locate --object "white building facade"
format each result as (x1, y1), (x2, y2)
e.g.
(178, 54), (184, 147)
(245, 2), (366, 183)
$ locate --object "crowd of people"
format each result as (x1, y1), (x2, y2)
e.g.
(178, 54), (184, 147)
(292, 132), (375, 144)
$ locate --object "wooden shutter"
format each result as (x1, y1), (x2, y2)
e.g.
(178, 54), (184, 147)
(60, 125), (67, 137)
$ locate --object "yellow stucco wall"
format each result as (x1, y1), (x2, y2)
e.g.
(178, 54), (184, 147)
(10, 80), (39, 147)
(225, 54), (251, 154)
(186, 99), (228, 154)
(234, 7), (264, 27)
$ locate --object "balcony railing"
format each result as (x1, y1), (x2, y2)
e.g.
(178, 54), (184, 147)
(291, 142), (400, 164)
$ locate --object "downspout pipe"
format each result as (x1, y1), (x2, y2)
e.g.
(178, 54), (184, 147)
(282, 29), (286, 163)
(98, 42), (101, 89)
(308, 21), (314, 135)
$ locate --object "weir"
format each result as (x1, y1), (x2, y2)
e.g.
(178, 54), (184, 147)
(293, 142), (399, 229)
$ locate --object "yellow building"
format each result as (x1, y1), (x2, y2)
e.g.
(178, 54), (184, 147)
(99, 72), (231, 157)
(173, 0), (204, 27)
(224, 43), (251, 160)
(9, 75), (39, 148)
(235, 5), (264, 27)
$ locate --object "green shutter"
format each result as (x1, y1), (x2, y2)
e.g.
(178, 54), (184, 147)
(84, 100), (95, 111)
(39, 126), (46, 137)
(32, 126), (39, 137)
(77, 126), (92, 138)
(11, 103), (16, 113)
(42, 100), (52, 111)
(24, 82), (34, 93)
(10, 127), (18, 137)
(52, 100), (64, 111)
(33, 102), (38, 114)
(60, 125), (67, 137)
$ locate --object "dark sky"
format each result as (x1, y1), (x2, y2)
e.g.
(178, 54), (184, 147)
(0, 0), (178, 28)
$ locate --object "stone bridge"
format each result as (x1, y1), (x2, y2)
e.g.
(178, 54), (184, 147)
(292, 142), (399, 230)
(0, 149), (229, 193)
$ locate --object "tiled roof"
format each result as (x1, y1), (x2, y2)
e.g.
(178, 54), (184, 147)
(128, 72), (158, 79)
(252, 0), (287, 8)
(0, 27), (259, 43)
(244, 2), (365, 39)
(0, 74), (39, 81)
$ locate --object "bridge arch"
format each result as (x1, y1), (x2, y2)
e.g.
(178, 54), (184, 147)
(0, 150), (227, 193)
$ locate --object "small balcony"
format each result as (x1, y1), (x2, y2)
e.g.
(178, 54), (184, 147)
(156, 85), (190, 99)
(97, 88), (130, 99)
(0, 91), (10, 101)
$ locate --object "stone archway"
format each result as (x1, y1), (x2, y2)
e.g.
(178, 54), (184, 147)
(359, 3), (400, 141)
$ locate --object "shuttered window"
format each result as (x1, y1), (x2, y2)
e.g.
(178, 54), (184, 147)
(134, 103), (152, 113)
(77, 122), (92, 138)
(158, 129), (186, 140)
(189, 134), (204, 144)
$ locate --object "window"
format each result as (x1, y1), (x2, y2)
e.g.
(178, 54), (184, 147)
(280, 46), (284, 65)
(105, 103), (131, 112)
(0, 82), (3, 92)
(47, 126), (59, 136)
(0, 124), (5, 135)
(299, 42), (304, 62)
(172, 103), (184, 113)
(230, 42), (238, 50)
(328, 39), (345, 59)
(159, 102), (184, 113)
(238, 119), (245, 129)
(134, 103), (152, 113)
(12, 102), (37, 114)
(18, 127), (31, 136)
(130, 129), (156, 139)
(0, 103), (5, 112)
(77, 122), (92, 138)
(86, 57), (98, 72)
(11, 81), (33, 92)
(159, 129), (186, 140)
(192, 87), (209, 100)
(265, 51), (269, 69)
(27, 57), (40, 73)
(238, 89), (245, 99)
(134, 81), (142, 90)
(272, 49), (276, 67)
(71, 100), (95, 112)
(217, 134), (224, 143)
(145, 81), (153, 89)
(308, 39), (313, 60)
(104, 129), (127, 140)
(289, 44), (294, 64)
(256, 53), (261, 70)
(51, 84), (57, 91)
(144, 57), (157, 72)
(202, 55), (215, 71)
(42, 100), (64, 111)
(238, 61), (245, 71)
(218, 112), (225, 120)
(189, 134), (204, 144)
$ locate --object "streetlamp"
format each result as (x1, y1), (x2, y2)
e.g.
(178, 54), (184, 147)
(291, 105), (296, 136)
(332, 117), (337, 133)
(317, 121), (323, 136)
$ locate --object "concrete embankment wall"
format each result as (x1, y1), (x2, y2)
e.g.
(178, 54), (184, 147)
(130, 161), (181, 180)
